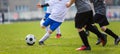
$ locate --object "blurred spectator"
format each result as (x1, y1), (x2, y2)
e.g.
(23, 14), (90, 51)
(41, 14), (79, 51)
(113, 12), (118, 18)
(13, 13), (19, 20)
(107, 11), (112, 18)
(1, 12), (5, 24)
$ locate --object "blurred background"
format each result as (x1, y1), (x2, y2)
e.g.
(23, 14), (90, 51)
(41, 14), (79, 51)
(0, 0), (120, 23)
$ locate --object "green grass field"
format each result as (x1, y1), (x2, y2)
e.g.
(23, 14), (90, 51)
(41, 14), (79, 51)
(0, 21), (120, 54)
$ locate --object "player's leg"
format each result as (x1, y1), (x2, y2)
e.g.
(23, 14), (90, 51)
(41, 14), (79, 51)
(96, 14), (120, 45)
(101, 26), (120, 45)
(40, 18), (45, 28)
(85, 24), (98, 37)
(39, 31), (51, 45)
(85, 29), (90, 37)
(39, 18), (62, 45)
(40, 18), (50, 32)
(45, 12), (62, 38)
(55, 27), (62, 38)
(44, 12), (51, 32)
(86, 24), (107, 46)
(94, 14), (120, 45)
(85, 12), (107, 46)
(76, 28), (91, 51)
(92, 13), (108, 45)
(39, 18), (52, 45)
(75, 12), (91, 51)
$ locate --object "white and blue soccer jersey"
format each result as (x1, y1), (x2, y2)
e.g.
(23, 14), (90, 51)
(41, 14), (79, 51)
(46, 0), (69, 22)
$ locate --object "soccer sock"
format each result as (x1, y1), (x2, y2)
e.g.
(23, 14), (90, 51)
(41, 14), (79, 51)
(56, 27), (61, 34)
(39, 32), (50, 42)
(79, 31), (90, 47)
(85, 25), (97, 31)
(46, 27), (49, 32)
(86, 24), (102, 38)
(105, 28), (118, 39)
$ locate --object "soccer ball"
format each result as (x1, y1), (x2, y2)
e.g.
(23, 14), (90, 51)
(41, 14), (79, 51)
(25, 34), (36, 45)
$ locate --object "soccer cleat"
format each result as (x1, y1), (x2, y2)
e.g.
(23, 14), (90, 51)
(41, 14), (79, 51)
(100, 34), (107, 46)
(96, 33), (107, 46)
(76, 45), (91, 51)
(56, 34), (62, 38)
(96, 38), (101, 45)
(115, 37), (120, 45)
(39, 41), (45, 45)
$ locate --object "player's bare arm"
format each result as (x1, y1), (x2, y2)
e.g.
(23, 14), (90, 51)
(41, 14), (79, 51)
(66, 0), (75, 8)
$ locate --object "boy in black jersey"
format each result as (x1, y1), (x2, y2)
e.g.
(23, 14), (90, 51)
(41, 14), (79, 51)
(90, 0), (120, 45)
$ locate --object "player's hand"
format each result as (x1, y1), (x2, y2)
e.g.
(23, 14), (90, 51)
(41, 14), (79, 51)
(66, 2), (71, 8)
(36, 3), (42, 8)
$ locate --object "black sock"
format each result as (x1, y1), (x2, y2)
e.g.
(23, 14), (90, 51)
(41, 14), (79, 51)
(79, 31), (90, 47)
(86, 24), (102, 38)
(105, 28), (118, 39)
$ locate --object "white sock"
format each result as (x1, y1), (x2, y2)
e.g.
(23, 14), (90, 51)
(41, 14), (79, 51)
(39, 32), (50, 42)
(46, 26), (49, 32)
(56, 27), (61, 34)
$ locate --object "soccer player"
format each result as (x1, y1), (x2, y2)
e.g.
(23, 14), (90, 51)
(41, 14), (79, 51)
(66, 0), (107, 51)
(42, 6), (62, 38)
(90, 0), (120, 45)
(37, 0), (69, 45)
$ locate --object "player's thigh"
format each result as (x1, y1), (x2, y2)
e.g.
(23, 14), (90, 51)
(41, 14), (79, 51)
(99, 17), (109, 27)
(75, 14), (86, 29)
(43, 18), (52, 27)
(94, 14), (109, 27)
(50, 21), (62, 31)
(75, 11), (93, 29)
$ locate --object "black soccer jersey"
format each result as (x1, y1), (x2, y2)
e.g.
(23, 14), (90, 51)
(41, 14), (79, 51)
(75, 0), (92, 13)
(90, 0), (106, 15)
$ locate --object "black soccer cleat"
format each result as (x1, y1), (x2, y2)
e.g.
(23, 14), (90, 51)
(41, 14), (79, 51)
(96, 38), (101, 45)
(101, 34), (107, 46)
(115, 37), (120, 45)
(39, 41), (45, 45)
(96, 33), (107, 46)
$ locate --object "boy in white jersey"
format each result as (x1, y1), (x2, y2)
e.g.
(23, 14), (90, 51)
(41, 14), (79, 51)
(37, 0), (68, 45)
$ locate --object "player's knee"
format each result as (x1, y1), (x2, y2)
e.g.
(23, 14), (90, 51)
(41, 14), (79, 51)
(77, 28), (84, 32)
(48, 30), (53, 34)
(41, 26), (46, 29)
(40, 19), (45, 27)
(101, 26), (107, 31)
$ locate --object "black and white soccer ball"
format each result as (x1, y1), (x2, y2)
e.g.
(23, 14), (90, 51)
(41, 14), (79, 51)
(25, 34), (36, 46)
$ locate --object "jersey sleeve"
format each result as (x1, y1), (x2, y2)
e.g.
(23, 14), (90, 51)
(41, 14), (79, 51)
(46, 0), (57, 6)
